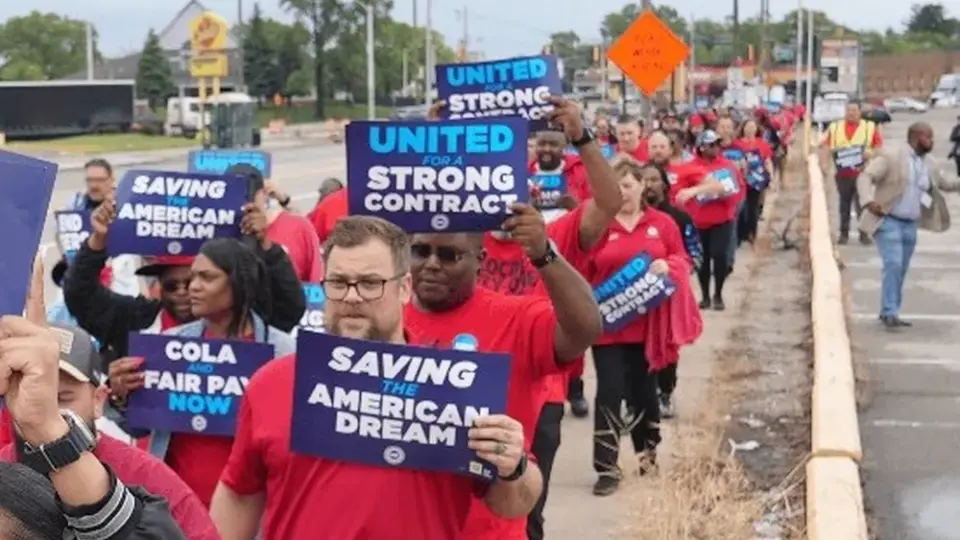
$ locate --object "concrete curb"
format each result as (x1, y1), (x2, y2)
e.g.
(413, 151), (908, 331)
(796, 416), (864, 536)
(805, 153), (869, 540)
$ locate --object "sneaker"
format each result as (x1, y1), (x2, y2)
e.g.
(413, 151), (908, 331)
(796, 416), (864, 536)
(838, 232), (849, 245)
(569, 396), (589, 418)
(698, 298), (712, 310)
(592, 475), (621, 496)
(659, 393), (675, 419)
(712, 296), (726, 311)
(859, 231), (872, 245)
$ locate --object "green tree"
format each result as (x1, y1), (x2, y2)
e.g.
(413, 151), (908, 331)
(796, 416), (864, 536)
(243, 3), (278, 99)
(0, 11), (100, 80)
(273, 22), (309, 98)
(907, 3), (958, 36)
(135, 30), (174, 109)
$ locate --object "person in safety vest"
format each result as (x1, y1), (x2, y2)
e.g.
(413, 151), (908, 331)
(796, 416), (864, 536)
(821, 101), (883, 245)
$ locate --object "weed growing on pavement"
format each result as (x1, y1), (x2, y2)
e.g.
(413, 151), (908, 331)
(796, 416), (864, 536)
(625, 163), (811, 540)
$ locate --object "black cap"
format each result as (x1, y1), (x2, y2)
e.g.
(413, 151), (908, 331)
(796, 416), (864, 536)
(224, 163), (264, 196)
(48, 323), (103, 385)
(51, 259), (68, 288)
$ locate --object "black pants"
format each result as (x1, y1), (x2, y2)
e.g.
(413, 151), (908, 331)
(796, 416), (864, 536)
(737, 189), (763, 244)
(836, 176), (861, 235)
(696, 220), (734, 300)
(592, 343), (660, 475)
(658, 363), (678, 395)
(527, 403), (564, 540)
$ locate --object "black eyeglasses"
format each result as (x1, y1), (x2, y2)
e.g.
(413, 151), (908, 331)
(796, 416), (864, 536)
(161, 278), (190, 293)
(410, 244), (466, 264)
(322, 274), (403, 301)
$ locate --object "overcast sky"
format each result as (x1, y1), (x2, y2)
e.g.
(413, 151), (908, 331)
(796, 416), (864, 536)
(0, 0), (943, 58)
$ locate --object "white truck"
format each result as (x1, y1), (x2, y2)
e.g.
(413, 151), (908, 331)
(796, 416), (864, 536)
(164, 92), (256, 137)
(929, 74), (960, 108)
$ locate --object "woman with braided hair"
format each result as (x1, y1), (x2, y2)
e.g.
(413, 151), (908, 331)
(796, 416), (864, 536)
(106, 237), (296, 508)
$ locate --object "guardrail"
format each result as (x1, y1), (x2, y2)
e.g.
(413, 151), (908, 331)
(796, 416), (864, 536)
(804, 150), (869, 540)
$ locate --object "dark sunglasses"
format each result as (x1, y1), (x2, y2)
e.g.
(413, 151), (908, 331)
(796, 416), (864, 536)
(410, 244), (465, 264)
(161, 278), (190, 293)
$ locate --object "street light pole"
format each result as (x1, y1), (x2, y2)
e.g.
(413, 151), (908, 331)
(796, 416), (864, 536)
(795, 0), (803, 100)
(804, 7), (814, 155)
(424, 0), (433, 106)
(365, 4), (375, 120)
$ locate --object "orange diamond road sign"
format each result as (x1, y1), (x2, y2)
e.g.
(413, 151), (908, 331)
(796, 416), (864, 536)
(606, 9), (690, 97)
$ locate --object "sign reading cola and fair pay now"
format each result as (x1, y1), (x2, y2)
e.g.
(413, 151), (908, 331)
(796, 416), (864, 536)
(346, 117), (530, 233)
(606, 9), (690, 96)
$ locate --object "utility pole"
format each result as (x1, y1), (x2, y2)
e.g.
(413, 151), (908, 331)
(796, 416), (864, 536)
(85, 22), (95, 80)
(600, 35), (609, 102)
(795, 1), (803, 102)
(803, 7), (814, 155)
(412, 0), (418, 28)
(759, 0), (768, 86)
(424, 0), (433, 106)
(237, 0), (244, 90)
(732, 0), (740, 61)
(639, 0), (653, 125)
(689, 15), (696, 107)
(365, 3), (375, 120)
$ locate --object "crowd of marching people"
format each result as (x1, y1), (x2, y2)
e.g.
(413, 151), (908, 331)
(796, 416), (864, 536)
(0, 81), (803, 538)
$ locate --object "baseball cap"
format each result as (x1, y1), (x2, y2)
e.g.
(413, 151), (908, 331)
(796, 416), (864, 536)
(48, 322), (104, 385)
(224, 163), (265, 196)
(696, 130), (720, 146)
(136, 255), (195, 277)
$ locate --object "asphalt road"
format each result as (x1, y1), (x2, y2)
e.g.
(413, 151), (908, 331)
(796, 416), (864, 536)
(40, 142), (349, 300)
(836, 108), (960, 540)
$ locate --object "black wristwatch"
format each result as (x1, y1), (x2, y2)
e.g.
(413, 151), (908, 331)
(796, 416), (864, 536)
(499, 453), (528, 482)
(20, 410), (96, 476)
(571, 128), (595, 148)
(529, 240), (559, 269)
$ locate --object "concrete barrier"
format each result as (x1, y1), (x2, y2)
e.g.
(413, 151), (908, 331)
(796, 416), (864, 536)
(805, 153), (869, 540)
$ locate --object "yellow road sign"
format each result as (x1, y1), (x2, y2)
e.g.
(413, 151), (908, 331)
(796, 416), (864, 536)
(189, 11), (229, 53)
(190, 52), (229, 78)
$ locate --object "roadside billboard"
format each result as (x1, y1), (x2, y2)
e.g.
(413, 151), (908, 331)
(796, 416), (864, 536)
(819, 38), (861, 96)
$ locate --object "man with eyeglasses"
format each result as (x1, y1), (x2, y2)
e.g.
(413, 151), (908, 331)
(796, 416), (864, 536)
(212, 216), (542, 540)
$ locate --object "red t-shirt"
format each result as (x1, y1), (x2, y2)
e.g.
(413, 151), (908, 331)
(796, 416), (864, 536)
(220, 353), (478, 540)
(164, 328), (256, 507)
(684, 156), (746, 230)
(617, 138), (649, 163)
(404, 289), (568, 540)
(551, 205), (684, 346)
(665, 161), (706, 205)
(266, 211), (324, 282)
(309, 189), (348, 244)
(0, 434), (220, 540)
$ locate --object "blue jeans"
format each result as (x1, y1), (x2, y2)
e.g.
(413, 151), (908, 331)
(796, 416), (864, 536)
(874, 217), (918, 317)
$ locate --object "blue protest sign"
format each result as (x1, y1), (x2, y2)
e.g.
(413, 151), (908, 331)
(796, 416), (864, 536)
(0, 151), (57, 317)
(297, 283), (326, 335)
(109, 169), (247, 257)
(126, 333), (275, 436)
(54, 210), (91, 261)
(593, 253), (676, 333)
(744, 150), (770, 190)
(435, 55), (563, 131)
(696, 167), (741, 203)
(530, 172), (566, 210)
(346, 117), (530, 232)
(187, 150), (272, 178)
(291, 332), (512, 480)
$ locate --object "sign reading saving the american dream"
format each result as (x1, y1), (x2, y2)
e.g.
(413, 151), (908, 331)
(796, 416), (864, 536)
(109, 170), (248, 257)
(54, 210), (91, 261)
(295, 283), (326, 336)
(187, 149), (273, 178)
(435, 55), (563, 131)
(345, 117), (530, 233)
(290, 331), (512, 480)
(593, 252), (676, 333)
(695, 167), (741, 203)
(125, 333), (274, 436)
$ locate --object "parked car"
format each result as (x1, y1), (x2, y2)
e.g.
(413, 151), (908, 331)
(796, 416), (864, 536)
(883, 97), (928, 113)
(864, 107), (892, 125)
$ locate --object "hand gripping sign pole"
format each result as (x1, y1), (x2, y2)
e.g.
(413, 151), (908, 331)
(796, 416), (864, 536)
(189, 11), (231, 149)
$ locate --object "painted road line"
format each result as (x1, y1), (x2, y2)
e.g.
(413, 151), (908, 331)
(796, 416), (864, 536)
(869, 419), (960, 430)
(843, 261), (960, 271)
(851, 312), (960, 322)
(867, 357), (960, 366)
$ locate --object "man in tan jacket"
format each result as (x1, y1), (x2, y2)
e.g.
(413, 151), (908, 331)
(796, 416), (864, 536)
(857, 122), (960, 328)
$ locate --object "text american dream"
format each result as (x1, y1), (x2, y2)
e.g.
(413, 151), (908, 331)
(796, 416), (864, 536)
(119, 175), (237, 240)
